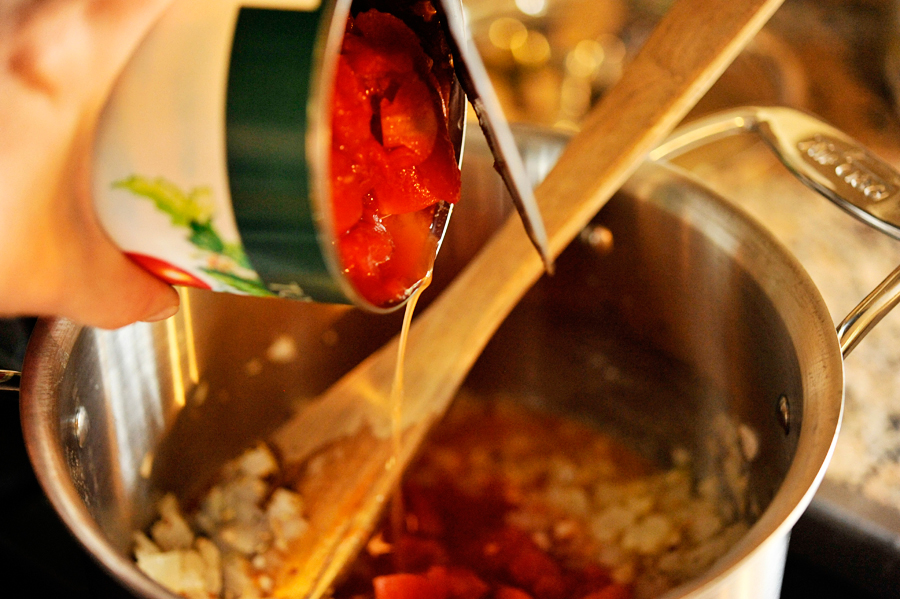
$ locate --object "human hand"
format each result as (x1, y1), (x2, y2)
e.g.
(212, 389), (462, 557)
(0, 0), (180, 329)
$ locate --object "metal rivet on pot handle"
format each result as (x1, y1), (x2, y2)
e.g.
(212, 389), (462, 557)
(650, 106), (900, 358)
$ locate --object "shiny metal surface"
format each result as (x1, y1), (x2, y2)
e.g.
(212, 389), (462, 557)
(0, 369), (18, 391)
(836, 264), (900, 357)
(21, 124), (844, 599)
(650, 106), (900, 357)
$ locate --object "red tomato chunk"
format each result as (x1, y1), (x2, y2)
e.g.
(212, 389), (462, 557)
(331, 9), (460, 307)
(331, 402), (636, 599)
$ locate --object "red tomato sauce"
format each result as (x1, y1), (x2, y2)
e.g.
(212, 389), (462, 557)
(332, 401), (635, 599)
(331, 7), (460, 308)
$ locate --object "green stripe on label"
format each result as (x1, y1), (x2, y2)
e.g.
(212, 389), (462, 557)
(226, 6), (344, 303)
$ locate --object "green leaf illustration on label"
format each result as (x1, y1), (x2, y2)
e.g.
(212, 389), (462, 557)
(114, 175), (273, 296)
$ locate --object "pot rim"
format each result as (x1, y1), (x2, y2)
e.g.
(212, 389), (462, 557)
(20, 317), (175, 599)
(19, 162), (845, 599)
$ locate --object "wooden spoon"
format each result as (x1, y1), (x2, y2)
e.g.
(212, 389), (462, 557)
(269, 0), (784, 596)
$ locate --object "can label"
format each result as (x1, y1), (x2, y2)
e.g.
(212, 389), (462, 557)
(93, 0), (331, 301)
(94, 0), (464, 310)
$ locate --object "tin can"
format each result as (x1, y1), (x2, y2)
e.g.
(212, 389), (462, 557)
(93, 0), (465, 312)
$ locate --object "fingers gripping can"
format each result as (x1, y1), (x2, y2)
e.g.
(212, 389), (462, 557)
(93, 0), (465, 312)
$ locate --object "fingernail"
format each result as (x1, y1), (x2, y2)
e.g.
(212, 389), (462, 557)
(142, 303), (180, 323)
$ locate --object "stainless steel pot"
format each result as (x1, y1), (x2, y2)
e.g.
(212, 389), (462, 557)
(18, 107), (900, 599)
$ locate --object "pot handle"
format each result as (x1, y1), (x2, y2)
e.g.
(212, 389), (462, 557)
(649, 106), (900, 358)
(0, 369), (20, 393)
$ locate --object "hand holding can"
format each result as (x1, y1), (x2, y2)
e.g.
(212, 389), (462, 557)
(0, 0), (181, 329)
(93, 0), (466, 313)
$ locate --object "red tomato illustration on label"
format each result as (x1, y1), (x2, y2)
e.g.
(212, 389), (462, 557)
(126, 253), (213, 290)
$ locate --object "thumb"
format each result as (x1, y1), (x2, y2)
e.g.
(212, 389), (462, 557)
(57, 235), (182, 329)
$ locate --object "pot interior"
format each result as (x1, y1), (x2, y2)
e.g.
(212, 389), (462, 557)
(22, 126), (842, 598)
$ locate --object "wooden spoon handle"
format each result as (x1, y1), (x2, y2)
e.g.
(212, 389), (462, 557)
(312, 0), (787, 443)
(270, 0), (784, 596)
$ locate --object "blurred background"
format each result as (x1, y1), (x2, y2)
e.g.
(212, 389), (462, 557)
(3, 0), (900, 596)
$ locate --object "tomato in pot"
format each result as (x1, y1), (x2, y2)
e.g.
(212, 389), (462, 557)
(330, 6), (460, 308)
(331, 400), (636, 599)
